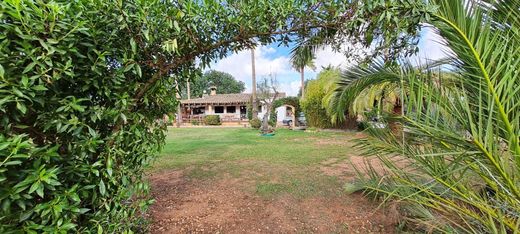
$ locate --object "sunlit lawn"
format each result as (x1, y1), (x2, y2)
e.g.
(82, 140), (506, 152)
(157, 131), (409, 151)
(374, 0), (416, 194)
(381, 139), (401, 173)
(150, 127), (362, 198)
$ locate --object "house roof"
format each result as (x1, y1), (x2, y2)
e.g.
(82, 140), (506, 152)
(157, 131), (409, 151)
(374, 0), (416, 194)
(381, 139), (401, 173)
(180, 93), (286, 105)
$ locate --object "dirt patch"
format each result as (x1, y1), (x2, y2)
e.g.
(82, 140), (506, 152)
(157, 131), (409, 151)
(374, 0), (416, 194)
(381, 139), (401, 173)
(319, 159), (357, 180)
(319, 154), (410, 181)
(148, 170), (398, 233)
(313, 139), (351, 146)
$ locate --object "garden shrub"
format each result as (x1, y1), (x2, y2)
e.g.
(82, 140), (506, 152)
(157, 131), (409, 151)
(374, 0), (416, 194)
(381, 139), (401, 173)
(300, 68), (340, 128)
(204, 115), (221, 125)
(246, 104), (253, 121)
(0, 1), (177, 232)
(191, 120), (200, 125)
(249, 118), (261, 129)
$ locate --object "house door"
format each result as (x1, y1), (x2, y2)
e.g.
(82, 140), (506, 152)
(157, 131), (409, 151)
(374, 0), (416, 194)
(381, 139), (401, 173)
(240, 106), (247, 119)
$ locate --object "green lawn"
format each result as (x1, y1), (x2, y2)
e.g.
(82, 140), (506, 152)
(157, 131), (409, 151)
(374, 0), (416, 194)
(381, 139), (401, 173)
(151, 127), (362, 198)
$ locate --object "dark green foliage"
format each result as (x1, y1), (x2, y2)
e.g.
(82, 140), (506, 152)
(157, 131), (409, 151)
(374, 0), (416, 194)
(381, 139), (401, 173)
(269, 112), (277, 127)
(246, 104), (253, 121)
(0, 1), (176, 232)
(204, 115), (221, 125)
(249, 118), (261, 129)
(186, 70), (245, 98)
(301, 86), (331, 128)
(300, 69), (340, 128)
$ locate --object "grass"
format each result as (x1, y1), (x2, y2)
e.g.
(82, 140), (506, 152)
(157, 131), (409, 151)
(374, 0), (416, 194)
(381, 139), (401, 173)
(150, 127), (360, 198)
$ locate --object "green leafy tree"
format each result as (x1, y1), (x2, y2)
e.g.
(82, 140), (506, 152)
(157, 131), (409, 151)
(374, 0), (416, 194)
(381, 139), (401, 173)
(330, 0), (520, 232)
(188, 70), (245, 98)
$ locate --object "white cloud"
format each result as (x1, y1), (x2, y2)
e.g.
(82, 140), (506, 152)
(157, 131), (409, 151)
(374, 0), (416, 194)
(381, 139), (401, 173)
(207, 44), (362, 96)
(278, 80), (302, 96)
(314, 46), (349, 68)
(208, 45), (299, 94)
(412, 26), (453, 63)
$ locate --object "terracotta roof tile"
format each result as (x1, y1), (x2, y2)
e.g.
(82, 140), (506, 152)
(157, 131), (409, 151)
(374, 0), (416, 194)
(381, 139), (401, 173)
(180, 92), (286, 105)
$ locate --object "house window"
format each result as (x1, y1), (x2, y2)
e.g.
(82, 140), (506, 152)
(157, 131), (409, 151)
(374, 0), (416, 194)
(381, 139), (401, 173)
(193, 107), (205, 115)
(226, 106), (236, 113)
(215, 106), (224, 113)
(257, 105), (262, 112)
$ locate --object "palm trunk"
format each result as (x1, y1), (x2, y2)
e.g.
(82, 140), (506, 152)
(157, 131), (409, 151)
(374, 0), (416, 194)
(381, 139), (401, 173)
(300, 66), (305, 99)
(251, 48), (258, 118)
(186, 78), (191, 100)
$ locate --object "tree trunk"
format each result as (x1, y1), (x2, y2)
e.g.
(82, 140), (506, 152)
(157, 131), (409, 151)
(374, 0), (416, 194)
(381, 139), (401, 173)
(251, 49), (258, 118)
(300, 66), (305, 99)
(261, 92), (278, 133)
(186, 78), (191, 100)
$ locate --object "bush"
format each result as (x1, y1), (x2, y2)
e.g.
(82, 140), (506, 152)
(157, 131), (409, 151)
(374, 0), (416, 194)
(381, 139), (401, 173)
(300, 68), (340, 128)
(204, 115), (221, 125)
(0, 1), (176, 232)
(191, 120), (200, 125)
(246, 104), (253, 121)
(249, 118), (261, 129)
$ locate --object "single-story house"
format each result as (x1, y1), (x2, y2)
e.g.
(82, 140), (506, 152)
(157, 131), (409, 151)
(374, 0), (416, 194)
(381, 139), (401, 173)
(179, 86), (287, 126)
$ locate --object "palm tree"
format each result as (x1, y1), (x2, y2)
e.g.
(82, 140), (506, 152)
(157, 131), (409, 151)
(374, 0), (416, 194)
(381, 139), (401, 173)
(290, 45), (316, 99)
(329, 0), (520, 232)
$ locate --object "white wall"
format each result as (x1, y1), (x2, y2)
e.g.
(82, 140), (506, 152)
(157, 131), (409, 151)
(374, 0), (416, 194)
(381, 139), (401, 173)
(257, 106), (286, 122)
(204, 105), (241, 117)
(276, 106), (286, 122)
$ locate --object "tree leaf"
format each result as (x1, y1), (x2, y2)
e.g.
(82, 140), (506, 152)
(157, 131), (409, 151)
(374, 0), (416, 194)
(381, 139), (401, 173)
(130, 38), (136, 54)
(1, 199), (10, 211)
(36, 183), (44, 198)
(23, 62), (37, 74)
(21, 76), (28, 87)
(99, 180), (106, 196)
(29, 181), (41, 194)
(0, 64), (4, 79)
(0, 142), (10, 151)
(135, 65), (142, 78)
(174, 21), (180, 32)
(19, 210), (33, 222)
(32, 85), (48, 91)
(4, 160), (22, 166)
(16, 102), (27, 114)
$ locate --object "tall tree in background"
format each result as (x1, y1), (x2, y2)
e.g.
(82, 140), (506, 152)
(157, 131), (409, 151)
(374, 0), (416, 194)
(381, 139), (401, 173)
(188, 70), (245, 98)
(251, 48), (258, 118)
(290, 46), (316, 99)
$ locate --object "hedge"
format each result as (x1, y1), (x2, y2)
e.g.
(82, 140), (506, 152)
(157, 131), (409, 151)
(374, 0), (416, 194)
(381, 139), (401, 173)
(204, 115), (221, 125)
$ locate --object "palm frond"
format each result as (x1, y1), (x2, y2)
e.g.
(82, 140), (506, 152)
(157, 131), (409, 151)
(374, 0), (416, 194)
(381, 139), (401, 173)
(342, 0), (520, 231)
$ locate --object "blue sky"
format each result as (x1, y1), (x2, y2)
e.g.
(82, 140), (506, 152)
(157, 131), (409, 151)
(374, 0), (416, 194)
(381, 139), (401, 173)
(208, 27), (448, 96)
